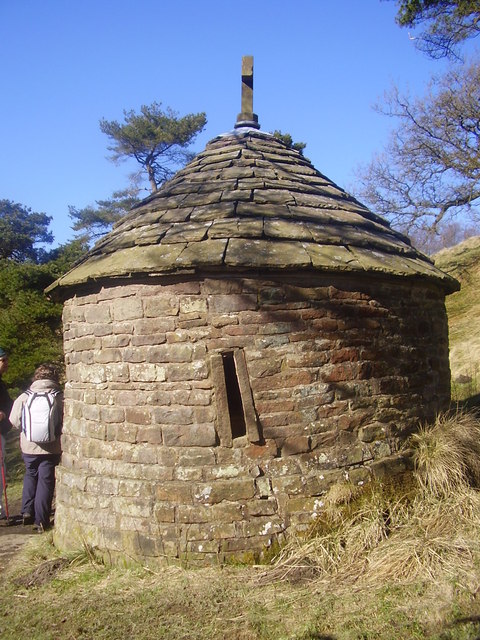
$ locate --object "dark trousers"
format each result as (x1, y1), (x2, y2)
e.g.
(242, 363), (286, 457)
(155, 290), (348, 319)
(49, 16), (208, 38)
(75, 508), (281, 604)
(22, 453), (61, 528)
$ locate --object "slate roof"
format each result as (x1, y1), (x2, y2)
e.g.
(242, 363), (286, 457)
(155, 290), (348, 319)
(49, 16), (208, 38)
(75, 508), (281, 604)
(47, 127), (459, 294)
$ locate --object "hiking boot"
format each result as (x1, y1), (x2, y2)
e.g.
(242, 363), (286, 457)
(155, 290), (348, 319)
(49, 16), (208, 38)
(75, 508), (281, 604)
(22, 513), (33, 526)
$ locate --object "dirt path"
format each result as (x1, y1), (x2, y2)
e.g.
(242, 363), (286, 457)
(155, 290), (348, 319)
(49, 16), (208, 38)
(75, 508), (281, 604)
(0, 500), (38, 570)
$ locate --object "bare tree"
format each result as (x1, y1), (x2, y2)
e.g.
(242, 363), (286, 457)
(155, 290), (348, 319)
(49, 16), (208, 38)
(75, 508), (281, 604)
(355, 58), (480, 238)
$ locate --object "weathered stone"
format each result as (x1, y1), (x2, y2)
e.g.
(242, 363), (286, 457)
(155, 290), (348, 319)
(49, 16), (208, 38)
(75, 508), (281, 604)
(255, 476), (273, 498)
(176, 447), (215, 467)
(154, 405), (194, 426)
(281, 436), (311, 456)
(154, 503), (176, 523)
(358, 422), (388, 442)
(194, 479), (255, 504)
(125, 407), (152, 425)
(162, 424), (216, 447)
(208, 294), (258, 313)
(112, 297), (143, 321)
(235, 517), (284, 538)
(136, 426), (162, 445)
(148, 344), (194, 363)
(155, 482), (193, 503)
(370, 452), (412, 478)
(129, 364), (166, 382)
(144, 296), (179, 317)
(174, 466), (204, 481)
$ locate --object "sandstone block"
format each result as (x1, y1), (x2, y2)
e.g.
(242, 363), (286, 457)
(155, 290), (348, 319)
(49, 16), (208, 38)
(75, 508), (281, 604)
(82, 404), (100, 421)
(155, 482), (192, 503)
(271, 475), (306, 496)
(162, 423), (216, 447)
(113, 424), (138, 444)
(358, 422), (388, 442)
(174, 466), (204, 481)
(112, 297), (143, 321)
(177, 447), (215, 466)
(100, 406), (126, 424)
(202, 279), (242, 294)
(168, 361), (209, 382)
(154, 405), (194, 425)
(105, 364), (130, 383)
(93, 324), (113, 337)
(255, 476), (273, 498)
(136, 317), (176, 334)
(241, 442), (276, 462)
(84, 305), (111, 323)
(76, 364), (107, 384)
(125, 445), (158, 465)
(186, 540), (220, 554)
(125, 407), (152, 425)
(136, 425), (163, 445)
(86, 476), (119, 496)
(247, 358), (283, 378)
(154, 503), (176, 523)
(179, 297), (208, 314)
(86, 422), (106, 441)
(144, 296), (179, 317)
(204, 465), (240, 480)
(370, 453), (411, 478)
(194, 479), (255, 504)
(112, 496), (152, 518)
(130, 363), (166, 382)
(208, 294), (257, 313)
(235, 517), (284, 538)
(118, 479), (151, 497)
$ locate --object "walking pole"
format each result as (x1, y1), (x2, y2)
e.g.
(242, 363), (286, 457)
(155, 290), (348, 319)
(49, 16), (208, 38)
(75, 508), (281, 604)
(0, 435), (9, 522)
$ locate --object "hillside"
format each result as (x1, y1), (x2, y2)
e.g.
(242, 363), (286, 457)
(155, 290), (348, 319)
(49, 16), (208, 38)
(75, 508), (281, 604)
(433, 235), (480, 397)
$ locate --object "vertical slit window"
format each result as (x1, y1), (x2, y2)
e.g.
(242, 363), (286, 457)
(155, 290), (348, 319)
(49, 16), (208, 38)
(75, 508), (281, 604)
(211, 349), (260, 447)
(222, 352), (246, 439)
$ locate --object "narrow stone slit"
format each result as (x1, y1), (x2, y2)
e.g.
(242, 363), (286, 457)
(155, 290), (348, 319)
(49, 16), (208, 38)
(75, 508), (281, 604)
(222, 351), (247, 439)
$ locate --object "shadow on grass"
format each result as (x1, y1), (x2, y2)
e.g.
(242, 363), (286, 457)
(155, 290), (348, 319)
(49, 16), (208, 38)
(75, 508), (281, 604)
(455, 393), (480, 411)
(444, 614), (480, 640)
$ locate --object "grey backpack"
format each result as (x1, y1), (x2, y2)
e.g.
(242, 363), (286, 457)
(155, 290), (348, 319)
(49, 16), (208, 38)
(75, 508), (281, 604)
(21, 389), (62, 443)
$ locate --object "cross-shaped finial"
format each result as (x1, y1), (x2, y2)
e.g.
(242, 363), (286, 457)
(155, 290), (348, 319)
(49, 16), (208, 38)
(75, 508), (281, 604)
(235, 56), (260, 129)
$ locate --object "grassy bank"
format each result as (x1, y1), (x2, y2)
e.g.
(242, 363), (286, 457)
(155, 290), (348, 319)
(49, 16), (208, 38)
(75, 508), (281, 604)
(434, 237), (480, 401)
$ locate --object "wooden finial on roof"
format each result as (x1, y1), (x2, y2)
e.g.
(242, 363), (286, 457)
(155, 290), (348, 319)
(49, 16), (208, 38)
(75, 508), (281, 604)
(235, 55), (260, 129)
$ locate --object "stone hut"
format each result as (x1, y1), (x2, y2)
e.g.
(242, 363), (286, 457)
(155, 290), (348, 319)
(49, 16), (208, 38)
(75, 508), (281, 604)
(47, 58), (458, 564)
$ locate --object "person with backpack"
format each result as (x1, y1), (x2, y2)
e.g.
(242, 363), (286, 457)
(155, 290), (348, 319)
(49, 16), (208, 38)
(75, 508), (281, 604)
(9, 364), (63, 532)
(0, 347), (13, 523)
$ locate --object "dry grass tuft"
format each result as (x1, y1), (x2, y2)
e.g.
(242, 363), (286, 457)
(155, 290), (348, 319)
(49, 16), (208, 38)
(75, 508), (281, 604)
(261, 481), (410, 585)
(260, 410), (480, 593)
(363, 488), (480, 587)
(412, 409), (480, 497)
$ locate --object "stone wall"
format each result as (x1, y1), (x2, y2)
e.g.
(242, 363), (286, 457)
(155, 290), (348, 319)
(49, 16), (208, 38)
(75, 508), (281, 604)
(54, 273), (451, 564)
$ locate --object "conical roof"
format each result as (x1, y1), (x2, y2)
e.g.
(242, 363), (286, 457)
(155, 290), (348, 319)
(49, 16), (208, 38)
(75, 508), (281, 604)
(48, 127), (458, 295)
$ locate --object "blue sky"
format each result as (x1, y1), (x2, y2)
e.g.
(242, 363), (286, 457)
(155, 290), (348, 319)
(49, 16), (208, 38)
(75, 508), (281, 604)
(0, 0), (459, 248)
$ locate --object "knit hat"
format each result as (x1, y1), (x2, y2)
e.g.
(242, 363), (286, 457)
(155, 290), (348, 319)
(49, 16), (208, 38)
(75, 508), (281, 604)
(0, 348), (7, 358)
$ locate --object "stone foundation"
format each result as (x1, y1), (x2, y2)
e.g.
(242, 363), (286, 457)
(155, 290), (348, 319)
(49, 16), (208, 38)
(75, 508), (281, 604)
(54, 273), (451, 564)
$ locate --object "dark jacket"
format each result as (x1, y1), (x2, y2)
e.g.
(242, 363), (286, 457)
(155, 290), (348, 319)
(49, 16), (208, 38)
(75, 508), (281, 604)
(0, 378), (12, 436)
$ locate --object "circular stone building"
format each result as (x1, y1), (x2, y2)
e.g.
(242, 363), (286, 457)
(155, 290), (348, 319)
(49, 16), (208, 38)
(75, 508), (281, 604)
(48, 62), (458, 565)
